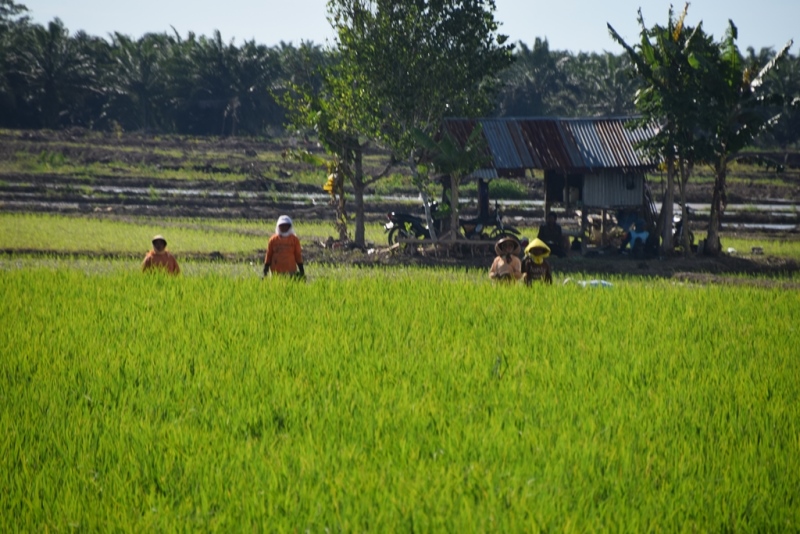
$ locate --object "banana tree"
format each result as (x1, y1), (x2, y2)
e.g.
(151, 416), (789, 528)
(760, 52), (800, 153)
(702, 24), (793, 255)
(609, 4), (715, 254)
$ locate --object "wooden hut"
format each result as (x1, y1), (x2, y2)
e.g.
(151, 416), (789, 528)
(443, 116), (660, 252)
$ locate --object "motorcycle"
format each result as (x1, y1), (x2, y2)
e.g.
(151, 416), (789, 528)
(385, 200), (520, 245)
(384, 202), (439, 244)
(673, 208), (696, 252)
(459, 200), (521, 241)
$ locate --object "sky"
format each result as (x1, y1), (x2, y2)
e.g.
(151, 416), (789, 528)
(23, 0), (798, 54)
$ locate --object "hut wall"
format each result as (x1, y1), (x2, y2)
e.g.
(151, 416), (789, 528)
(582, 172), (643, 208)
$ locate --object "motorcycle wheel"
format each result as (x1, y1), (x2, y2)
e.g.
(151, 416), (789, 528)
(388, 227), (411, 245)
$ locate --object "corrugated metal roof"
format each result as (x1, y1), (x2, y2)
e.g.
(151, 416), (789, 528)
(481, 120), (523, 170)
(519, 120), (573, 170)
(443, 117), (659, 174)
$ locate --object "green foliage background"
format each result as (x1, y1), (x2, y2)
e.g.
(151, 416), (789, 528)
(2, 269), (798, 530)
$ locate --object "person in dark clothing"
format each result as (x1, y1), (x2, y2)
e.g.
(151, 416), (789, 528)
(538, 212), (565, 257)
(522, 238), (553, 285)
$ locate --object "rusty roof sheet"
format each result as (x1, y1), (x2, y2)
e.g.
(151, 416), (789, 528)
(443, 117), (658, 174)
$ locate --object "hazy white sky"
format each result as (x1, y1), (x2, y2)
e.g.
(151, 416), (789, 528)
(24, 0), (797, 54)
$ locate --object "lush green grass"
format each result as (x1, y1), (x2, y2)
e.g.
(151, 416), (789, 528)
(1, 268), (798, 531)
(0, 213), (391, 254)
(5, 213), (800, 267)
(2, 151), (250, 182)
(695, 232), (800, 261)
(644, 162), (800, 187)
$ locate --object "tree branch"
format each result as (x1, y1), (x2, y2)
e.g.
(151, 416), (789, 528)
(363, 158), (399, 186)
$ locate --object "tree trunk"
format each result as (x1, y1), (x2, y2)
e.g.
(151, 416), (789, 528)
(677, 159), (691, 257)
(706, 157), (727, 255)
(450, 175), (461, 242)
(332, 157), (349, 242)
(660, 156), (675, 254)
(409, 153), (437, 241)
(352, 145), (366, 247)
(44, 80), (59, 129)
(335, 172), (348, 242)
(421, 189), (437, 241)
(140, 94), (148, 134)
(353, 181), (366, 247)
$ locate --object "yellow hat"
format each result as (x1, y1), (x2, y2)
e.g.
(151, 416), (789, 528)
(152, 235), (167, 246)
(525, 238), (550, 258)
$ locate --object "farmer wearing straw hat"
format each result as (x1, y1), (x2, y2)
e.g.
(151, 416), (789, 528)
(522, 238), (552, 285)
(489, 236), (522, 282)
(142, 235), (180, 275)
(264, 215), (305, 278)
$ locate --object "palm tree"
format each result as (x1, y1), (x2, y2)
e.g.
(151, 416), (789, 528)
(567, 52), (639, 116)
(496, 38), (577, 117)
(231, 39), (284, 135)
(0, 0), (29, 126)
(14, 19), (97, 128)
(106, 32), (171, 132)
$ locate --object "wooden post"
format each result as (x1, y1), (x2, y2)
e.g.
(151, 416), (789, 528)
(544, 174), (550, 219)
(601, 209), (606, 248)
(450, 174), (460, 244)
(581, 209), (588, 255)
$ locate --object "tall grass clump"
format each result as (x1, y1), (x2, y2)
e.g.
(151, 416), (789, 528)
(1, 269), (798, 531)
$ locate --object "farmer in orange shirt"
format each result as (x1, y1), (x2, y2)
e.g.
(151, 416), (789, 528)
(142, 235), (180, 274)
(264, 215), (304, 278)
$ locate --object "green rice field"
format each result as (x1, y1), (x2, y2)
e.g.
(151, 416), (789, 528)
(2, 212), (799, 260)
(2, 267), (799, 531)
(0, 213), (389, 254)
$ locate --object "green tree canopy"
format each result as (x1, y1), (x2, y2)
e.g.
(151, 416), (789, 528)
(328, 0), (514, 238)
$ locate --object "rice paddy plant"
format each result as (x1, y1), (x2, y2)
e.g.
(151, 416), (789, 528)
(0, 213), (390, 255)
(1, 268), (798, 531)
(0, 213), (265, 254)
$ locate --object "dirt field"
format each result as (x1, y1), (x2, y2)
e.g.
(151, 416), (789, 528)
(2, 128), (799, 220)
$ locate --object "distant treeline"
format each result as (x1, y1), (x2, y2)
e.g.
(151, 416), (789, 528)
(1, 1), (798, 148)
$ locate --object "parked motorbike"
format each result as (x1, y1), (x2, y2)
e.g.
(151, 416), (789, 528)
(459, 200), (521, 241)
(673, 209), (696, 252)
(384, 202), (439, 244)
(385, 200), (520, 244)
